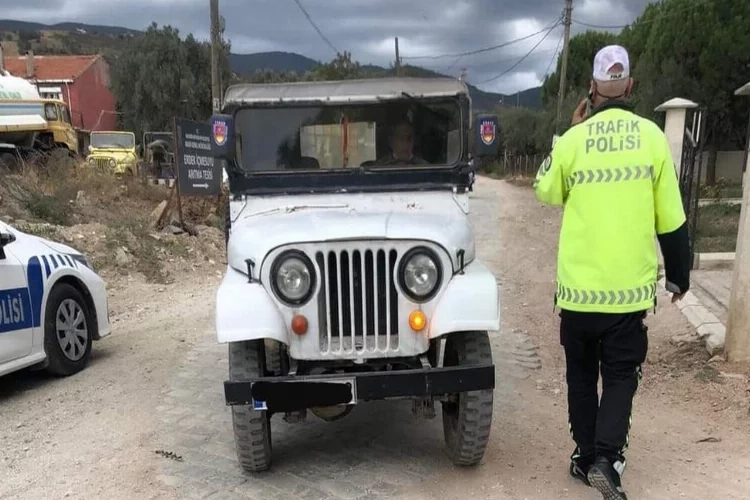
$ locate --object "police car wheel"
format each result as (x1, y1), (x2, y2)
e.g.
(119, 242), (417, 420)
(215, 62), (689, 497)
(441, 331), (494, 467)
(229, 340), (273, 472)
(43, 283), (93, 377)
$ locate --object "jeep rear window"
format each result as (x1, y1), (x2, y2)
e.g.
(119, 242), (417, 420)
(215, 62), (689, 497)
(234, 101), (462, 172)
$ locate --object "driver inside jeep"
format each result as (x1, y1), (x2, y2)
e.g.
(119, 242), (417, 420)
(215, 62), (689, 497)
(375, 119), (428, 166)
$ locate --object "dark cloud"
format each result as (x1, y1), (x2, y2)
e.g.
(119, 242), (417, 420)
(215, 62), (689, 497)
(3, 0), (655, 93)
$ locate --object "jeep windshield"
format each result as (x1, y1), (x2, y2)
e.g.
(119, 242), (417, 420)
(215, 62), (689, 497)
(234, 100), (462, 172)
(91, 133), (135, 149)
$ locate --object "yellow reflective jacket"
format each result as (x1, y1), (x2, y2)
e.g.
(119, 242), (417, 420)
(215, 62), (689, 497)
(534, 102), (686, 313)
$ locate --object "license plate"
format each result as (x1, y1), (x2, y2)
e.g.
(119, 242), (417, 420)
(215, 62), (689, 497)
(251, 377), (357, 411)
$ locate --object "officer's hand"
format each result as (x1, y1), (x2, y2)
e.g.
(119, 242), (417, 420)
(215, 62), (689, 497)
(571, 98), (589, 126)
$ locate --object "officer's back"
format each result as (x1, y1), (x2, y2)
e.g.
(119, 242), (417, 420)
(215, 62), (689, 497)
(536, 87), (685, 314)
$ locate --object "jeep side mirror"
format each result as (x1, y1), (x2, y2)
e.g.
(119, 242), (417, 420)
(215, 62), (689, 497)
(210, 114), (235, 164)
(473, 114), (500, 158)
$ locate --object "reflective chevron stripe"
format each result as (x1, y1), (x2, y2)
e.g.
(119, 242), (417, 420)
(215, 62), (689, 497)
(556, 283), (656, 305)
(567, 165), (654, 188)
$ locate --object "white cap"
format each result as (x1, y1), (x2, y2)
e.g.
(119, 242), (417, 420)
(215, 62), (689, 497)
(593, 45), (630, 82)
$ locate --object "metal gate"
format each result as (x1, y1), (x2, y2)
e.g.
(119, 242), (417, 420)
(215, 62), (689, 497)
(677, 108), (706, 266)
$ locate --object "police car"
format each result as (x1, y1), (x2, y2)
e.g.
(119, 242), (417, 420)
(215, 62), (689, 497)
(0, 219), (110, 378)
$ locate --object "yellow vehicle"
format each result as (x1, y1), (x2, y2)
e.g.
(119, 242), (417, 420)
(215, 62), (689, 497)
(86, 131), (138, 176)
(0, 99), (80, 162)
(0, 74), (81, 168)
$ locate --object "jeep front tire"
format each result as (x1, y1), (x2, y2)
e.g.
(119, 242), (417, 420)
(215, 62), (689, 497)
(229, 340), (272, 472)
(441, 331), (494, 466)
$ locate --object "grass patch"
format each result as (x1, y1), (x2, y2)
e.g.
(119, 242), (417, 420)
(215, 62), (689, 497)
(695, 364), (724, 384)
(695, 203), (741, 253)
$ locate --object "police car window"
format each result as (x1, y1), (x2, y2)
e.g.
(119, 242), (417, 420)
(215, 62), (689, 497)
(234, 101), (461, 172)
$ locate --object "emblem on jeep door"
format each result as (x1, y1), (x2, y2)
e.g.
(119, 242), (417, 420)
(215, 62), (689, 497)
(480, 119), (496, 146)
(213, 120), (228, 146)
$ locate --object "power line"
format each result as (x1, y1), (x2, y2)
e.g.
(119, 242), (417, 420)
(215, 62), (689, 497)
(474, 21), (561, 85)
(401, 18), (562, 61)
(543, 31), (564, 78)
(292, 0), (339, 55)
(571, 0), (711, 30)
(433, 47), (559, 72)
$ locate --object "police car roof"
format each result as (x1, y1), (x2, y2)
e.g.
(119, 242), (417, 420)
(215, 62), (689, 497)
(223, 77), (469, 106)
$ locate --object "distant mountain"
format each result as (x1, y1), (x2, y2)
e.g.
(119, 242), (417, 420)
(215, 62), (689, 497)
(0, 19), (139, 36)
(230, 51), (319, 75)
(0, 19), (542, 109)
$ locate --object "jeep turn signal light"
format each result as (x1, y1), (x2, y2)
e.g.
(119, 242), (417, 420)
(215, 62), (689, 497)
(409, 310), (427, 332)
(291, 315), (308, 335)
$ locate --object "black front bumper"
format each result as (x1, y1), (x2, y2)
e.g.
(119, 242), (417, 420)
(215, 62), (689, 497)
(224, 364), (495, 413)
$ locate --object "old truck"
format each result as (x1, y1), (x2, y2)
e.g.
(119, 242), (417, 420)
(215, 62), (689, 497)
(210, 77), (501, 472)
(85, 130), (138, 176)
(0, 72), (80, 169)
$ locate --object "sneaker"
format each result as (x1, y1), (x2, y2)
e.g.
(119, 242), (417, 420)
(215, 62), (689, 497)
(587, 457), (628, 500)
(569, 461), (591, 487)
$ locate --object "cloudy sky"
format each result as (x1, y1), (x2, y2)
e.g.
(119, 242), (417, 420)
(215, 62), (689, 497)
(4, 0), (655, 94)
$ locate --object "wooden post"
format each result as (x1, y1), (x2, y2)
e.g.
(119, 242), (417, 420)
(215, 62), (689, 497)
(172, 117), (185, 229)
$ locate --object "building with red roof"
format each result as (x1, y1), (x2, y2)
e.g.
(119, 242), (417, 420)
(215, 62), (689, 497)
(2, 53), (117, 131)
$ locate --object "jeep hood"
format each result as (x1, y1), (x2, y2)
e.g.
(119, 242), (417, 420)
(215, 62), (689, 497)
(227, 191), (475, 275)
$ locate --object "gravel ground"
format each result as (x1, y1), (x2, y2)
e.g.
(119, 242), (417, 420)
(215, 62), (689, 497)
(1, 176), (749, 500)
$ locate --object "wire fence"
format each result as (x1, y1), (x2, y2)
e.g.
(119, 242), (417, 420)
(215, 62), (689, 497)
(480, 152), (549, 179)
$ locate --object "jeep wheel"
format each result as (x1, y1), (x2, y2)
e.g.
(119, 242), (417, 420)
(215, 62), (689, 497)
(441, 331), (494, 466)
(229, 340), (272, 472)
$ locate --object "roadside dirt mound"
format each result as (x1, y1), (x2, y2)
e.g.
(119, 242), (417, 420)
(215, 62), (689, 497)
(0, 160), (226, 284)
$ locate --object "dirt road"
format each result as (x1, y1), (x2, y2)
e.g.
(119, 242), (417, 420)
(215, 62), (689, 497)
(1, 176), (749, 500)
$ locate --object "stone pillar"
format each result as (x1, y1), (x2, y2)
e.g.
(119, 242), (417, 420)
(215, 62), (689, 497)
(725, 83), (750, 362)
(655, 98), (699, 177)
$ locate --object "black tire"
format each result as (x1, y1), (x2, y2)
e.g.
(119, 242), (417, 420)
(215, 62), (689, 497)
(44, 283), (93, 376)
(441, 331), (494, 466)
(229, 340), (272, 472)
(0, 152), (19, 172)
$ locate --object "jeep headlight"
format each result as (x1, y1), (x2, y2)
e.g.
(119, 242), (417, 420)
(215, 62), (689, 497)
(399, 247), (442, 302)
(88, 157), (96, 165)
(271, 251), (315, 305)
(108, 158), (116, 168)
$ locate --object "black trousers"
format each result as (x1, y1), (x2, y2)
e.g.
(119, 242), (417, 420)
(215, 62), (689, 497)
(560, 309), (648, 468)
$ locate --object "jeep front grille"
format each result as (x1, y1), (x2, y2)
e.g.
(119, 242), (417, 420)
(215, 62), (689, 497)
(315, 247), (400, 354)
(93, 158), (111, 170)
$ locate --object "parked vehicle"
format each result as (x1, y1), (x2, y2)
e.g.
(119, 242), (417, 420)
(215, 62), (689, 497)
(211, 77), (501, 472)
(85, 130), (138, 176)
(0, 219), (111, 378)
(0, 73), (81, 167)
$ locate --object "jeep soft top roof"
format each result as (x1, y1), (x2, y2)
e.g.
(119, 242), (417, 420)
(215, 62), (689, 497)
(223, 77), (470, 107)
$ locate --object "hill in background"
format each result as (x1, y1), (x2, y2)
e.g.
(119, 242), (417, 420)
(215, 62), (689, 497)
(0, 19), (542, 110)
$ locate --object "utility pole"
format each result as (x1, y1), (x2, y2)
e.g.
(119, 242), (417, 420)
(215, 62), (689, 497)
(210, 0), (221, 113)
(555, 0), (573, 134)
(394, 37), (401, 76)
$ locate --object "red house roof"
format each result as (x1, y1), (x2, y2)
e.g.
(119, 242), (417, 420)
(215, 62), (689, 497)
(3, 55), (100, 82)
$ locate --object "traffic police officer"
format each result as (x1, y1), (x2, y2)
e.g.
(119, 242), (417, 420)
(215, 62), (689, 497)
(534, 45), (691, 499)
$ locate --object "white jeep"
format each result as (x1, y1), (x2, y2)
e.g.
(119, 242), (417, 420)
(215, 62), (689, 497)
(211, 77), (501, 472)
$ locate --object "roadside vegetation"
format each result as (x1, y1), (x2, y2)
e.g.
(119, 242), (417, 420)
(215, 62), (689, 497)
(0, 159), (226, 284)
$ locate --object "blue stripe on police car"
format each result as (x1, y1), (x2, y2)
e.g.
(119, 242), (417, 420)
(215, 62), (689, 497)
(0, 287), (33, 334)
